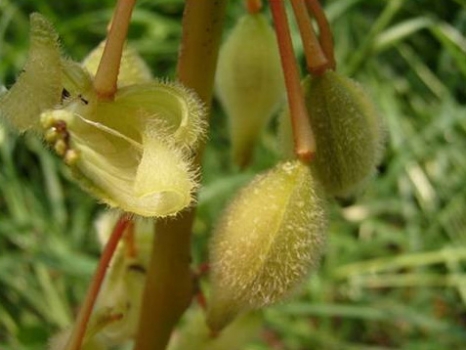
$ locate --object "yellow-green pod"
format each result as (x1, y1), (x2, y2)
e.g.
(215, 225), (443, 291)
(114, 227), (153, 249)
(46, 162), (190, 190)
(207, 160), (327, 331)
(216, 13), (285, 168)
(0, 13), (62, 131)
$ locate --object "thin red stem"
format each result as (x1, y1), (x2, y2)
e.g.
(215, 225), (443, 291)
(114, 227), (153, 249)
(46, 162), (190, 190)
(93, 0), (136, 100)
(290, 0), (330, 76)
(305, 0), (336, 70)
(65, 216), (131, 350)
(245, 0), (262, 14)
(269, 0), (315, 162)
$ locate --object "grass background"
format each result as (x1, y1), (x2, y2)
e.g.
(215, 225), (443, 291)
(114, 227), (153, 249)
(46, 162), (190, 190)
(1, 0), (466, 349)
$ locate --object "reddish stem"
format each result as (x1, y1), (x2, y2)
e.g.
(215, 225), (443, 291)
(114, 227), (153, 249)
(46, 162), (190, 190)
(290, 0), (330, 76)
(305, 0), (336, 70)
(93, 0), (136, 100)
(65, 216), (131, 350)
(245, 0), (263, 14)
(269, 0), (315, 162)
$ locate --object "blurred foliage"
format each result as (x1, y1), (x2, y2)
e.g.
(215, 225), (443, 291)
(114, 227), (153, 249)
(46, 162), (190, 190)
(0, 0), (465, 349)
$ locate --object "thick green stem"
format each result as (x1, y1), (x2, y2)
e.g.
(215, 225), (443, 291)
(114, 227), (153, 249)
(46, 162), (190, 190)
(134, 1), (228, 350)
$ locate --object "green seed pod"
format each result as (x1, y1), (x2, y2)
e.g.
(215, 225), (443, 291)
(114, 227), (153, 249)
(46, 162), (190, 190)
(0, 13), (62, 131)
(303, 71), (384, 196)
(216, 13), (285, 168)
(207, 160), (327, 331)
(40, 75), (205, 217)
(82, 41), (153, 87)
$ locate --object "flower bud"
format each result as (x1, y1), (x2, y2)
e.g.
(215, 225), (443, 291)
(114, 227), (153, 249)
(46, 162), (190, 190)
(303, 71), (384, 196)
(207, 160), (327, 331)
(0, 13), (62, 131)
(216, 13), (285, 167)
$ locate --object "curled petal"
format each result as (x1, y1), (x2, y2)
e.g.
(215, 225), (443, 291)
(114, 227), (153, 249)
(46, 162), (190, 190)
(102, 82), (206, 149)
(41, 78), (205, 217)
(133, 136), (198, 217)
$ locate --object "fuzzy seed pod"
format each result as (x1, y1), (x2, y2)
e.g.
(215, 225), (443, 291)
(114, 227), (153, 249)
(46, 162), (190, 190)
(207, 160), (327, 331)
(304, 72), (384, 196)
(216, 13), (285, 168)
(0, 13), (62, 131)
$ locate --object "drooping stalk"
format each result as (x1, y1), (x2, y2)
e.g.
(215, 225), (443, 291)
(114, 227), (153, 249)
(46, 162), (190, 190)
(93, 0), (136, 100)
(134, 1), (228, 350)
(290, 0), (329, 76)
(65, 216), (131, 350)
(269, 0), (315, 162)
(305, 0), (336, 70)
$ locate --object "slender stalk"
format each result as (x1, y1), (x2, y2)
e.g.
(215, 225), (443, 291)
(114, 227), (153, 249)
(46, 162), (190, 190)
(245, 0), (262, 14)
(290, 0), (329, 76)
(269, 0), (315, 162)
(305, 0), (336, 70)
(93, 0), (136, 100)
(65, 216), (131, 350)
(134, 1), (228, 349)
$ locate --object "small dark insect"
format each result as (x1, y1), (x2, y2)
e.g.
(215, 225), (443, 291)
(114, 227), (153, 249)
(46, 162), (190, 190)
(61, 88), (71, 101)
(78, 94), (89, 105)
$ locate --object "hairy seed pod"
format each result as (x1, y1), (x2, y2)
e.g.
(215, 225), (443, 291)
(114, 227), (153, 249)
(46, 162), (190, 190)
(216, 13), (285, 168)
(207, 160), (327, 331)
(304, 72), (384, 196)
(0, 13), (62, 131)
